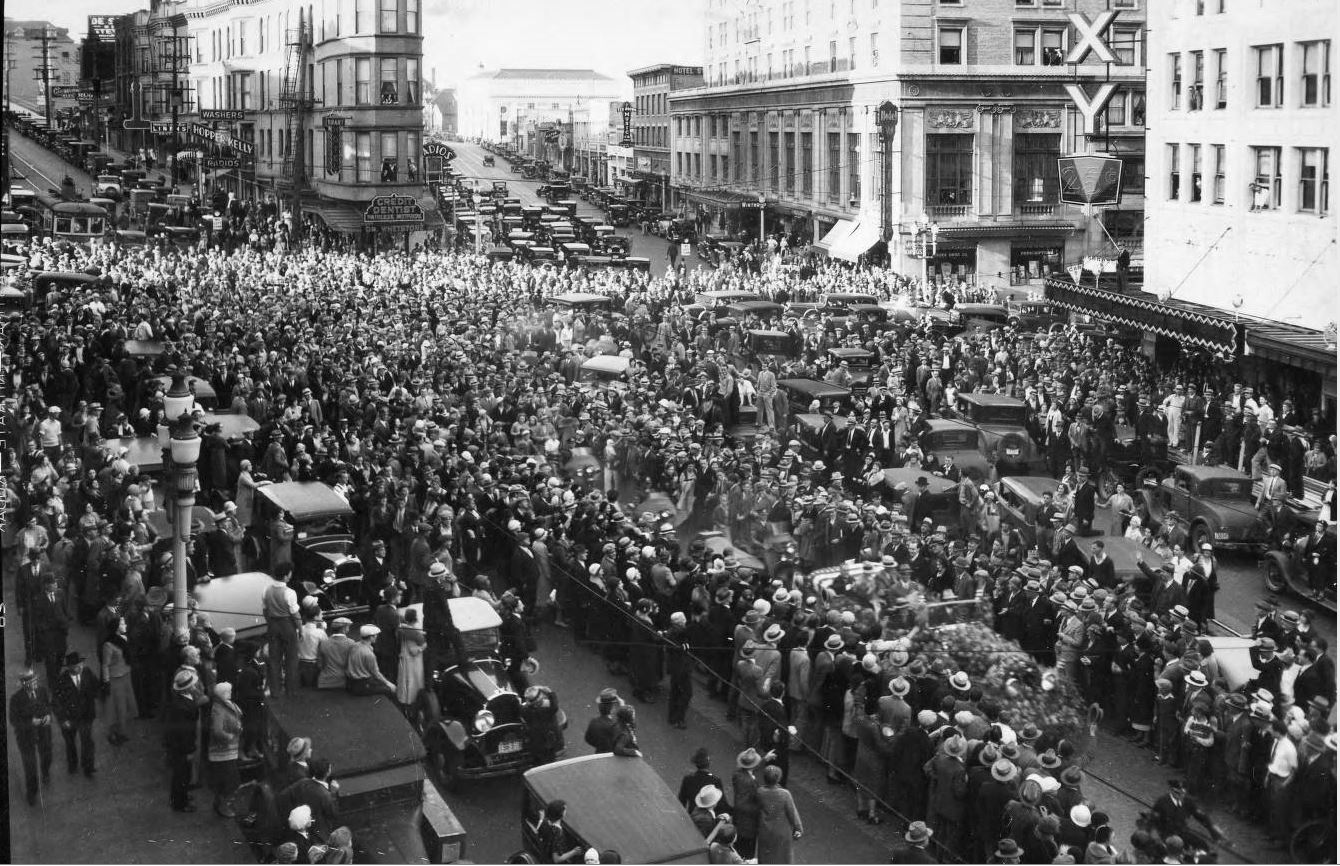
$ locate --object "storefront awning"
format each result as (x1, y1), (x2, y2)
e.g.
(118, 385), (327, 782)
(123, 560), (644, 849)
(937, 222), (1076, 239)
(1045, 279), (1245, 355)
(310, 202), (365, 233)
(813, 219), (857, 254)
(1247, 323), (1336, 375)
(830, 221), (880, 263)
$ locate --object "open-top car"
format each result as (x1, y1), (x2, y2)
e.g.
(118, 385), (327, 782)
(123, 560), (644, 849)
(250, 481), (361, 584)
(1140, 464), (1270, 552)
(411, 597), (565, 789)
(995, 475), (1060, 550)
(1261, 521), (1337, 613)
(944, 392), (1046, 475)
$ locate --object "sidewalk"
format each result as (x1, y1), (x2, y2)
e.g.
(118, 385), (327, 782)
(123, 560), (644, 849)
(4, 576), (251, 864)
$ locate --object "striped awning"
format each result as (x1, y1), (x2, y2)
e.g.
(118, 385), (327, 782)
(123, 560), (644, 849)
(1044, 278), (1245, 355)
(309, 202), (365, 233)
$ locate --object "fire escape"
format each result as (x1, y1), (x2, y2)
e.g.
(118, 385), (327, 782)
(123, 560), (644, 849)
(277, 14), (314, 192)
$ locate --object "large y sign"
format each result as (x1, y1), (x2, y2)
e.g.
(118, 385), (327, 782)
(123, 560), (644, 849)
(1065, 10), (1120, 64)
(1064, 83), (1120, 133)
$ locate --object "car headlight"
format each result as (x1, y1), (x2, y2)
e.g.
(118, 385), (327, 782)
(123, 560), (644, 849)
(474, 709), (495, 734)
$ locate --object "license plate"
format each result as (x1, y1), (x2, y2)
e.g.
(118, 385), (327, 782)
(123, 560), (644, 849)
(1214, 531), (1229, 540)
(1005, 448), (1020, 457)
(497, 738), (522, 755)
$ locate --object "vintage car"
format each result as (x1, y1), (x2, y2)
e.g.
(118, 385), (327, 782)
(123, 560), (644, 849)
(882, 468), (958, 524)
(916, 418), (1000, 481)
(482, 155), (495, 167)
(826, 347), (876, 392)
(693, 289), (762, 310)
(249, 481), (362, 584)
(1261, 524), (1337, 613)
(547, 291), (612, 310)
(995, 475), (1060, 550)
(1008, 298), (1066, 331)
(943, 392), (1047, 476)
(951, 303), (1011, 331)
(411, 597), (565, 789)
(695, 530), (766, 573)
(1098, 429), (1175, 498)
(723, 299), (786, 324)
(579, 354), (632, 392)
(747, 328), (801, 357)
(166, 570), (370, 643)
(515, 755), (709, 865)
(777, 378), (852, 417)
(820, 291), (879, 311)
(1140, 464), (1270, 553)
(790, 412), (849, 460)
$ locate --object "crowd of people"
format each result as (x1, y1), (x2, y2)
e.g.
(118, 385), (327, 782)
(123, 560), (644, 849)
(4, 217), (1337, 865)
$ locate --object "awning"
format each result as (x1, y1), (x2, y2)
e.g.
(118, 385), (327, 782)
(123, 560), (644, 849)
(310, 202), (364, 233)
(937, 222), (1076, 239)
(813, 219), (857, 253)
(830, 221), (880, 263)
(1044, 278), (1245, 355)
(1247, 323), (1336, 375)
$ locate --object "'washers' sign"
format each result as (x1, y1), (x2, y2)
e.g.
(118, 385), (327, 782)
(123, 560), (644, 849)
(364, 194), (424, 224)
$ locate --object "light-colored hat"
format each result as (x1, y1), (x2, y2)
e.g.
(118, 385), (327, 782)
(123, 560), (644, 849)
(360, 624), (381, 638)
(694, 786), (723, 809)
(763, 624), (785, 644)
(287, 736), (312, 760)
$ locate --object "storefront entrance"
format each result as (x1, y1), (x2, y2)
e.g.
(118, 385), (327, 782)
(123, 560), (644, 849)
(1010, 242), (1063, 285)
(928, 245), (976, 281)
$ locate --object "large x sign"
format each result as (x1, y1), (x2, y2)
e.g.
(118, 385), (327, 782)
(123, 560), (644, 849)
(1065, 10), (1120, 64)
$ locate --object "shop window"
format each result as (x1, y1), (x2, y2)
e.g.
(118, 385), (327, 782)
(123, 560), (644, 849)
(848, 132), (860, 204)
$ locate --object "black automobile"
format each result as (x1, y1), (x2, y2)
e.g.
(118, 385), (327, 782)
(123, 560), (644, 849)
(247, 481), (363, 585)
(410, 597), (565, 788)
(482, 155), (495, 167)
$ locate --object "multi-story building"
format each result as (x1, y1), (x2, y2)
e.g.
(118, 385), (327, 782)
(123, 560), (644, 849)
(672, 0), (1144, 282)
(629, 63), (704, 209)
(1137, 0), (1336, 410)
(456, 68), (623, 153)
(109, 6), (193, 169)
(180, 0), (433, 236)
(3, 19), (83, 120)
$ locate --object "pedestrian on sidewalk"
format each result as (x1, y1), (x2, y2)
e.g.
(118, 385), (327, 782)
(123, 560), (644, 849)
(100, 616), (136, 744)
(10, 669), (54, 806)
(207, 682), (243, 818)
(755, 764), (802, 864)
(52, 651), (99, 777)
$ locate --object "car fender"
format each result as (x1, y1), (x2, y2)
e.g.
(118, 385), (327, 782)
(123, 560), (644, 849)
(1261, 548), (1292, 573)
(433, 718), (470, 751)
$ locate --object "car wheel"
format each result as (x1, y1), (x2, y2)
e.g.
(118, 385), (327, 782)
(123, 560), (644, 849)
(426, 740), (462, 791)
(1264, 557), (1288, 593)
(1189, 523), (1213, 553)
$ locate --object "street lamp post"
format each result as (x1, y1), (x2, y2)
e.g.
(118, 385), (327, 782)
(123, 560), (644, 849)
(876, 100), (899, 262)
(907, 213), (939, 296)
(159, 368), (200, 635)
(472, 188), (482, 255)
(757, 192), (766, 245)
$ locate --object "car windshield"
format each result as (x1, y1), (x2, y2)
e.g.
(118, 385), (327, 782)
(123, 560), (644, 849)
(925, 429), (979, 450)
(1200, 478), (1253, 499)
(293, 515), (352, 536)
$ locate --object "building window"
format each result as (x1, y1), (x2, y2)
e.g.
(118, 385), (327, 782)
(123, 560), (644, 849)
(355, 57), (371, 104)
(1212, 144), (1225, 204)
(848, 132), (861, 204)
(380, 58), (398, 104)
(1189, 51), (1204, 109)
(927, 134), (972, 208)
(1041, 29), (1065, 66)
(381, 133), (398, 180)
(406, 132), (418, 180)
(1170, 54), (1182, 109)
(1190, 144), (1202, 202)
(1255, 44), (1283, 107)
(769, 131), (780, 191)
(406, 0), (418, 33)
(1214, 48), (1228, 108)
(801, 132), (813, 195)
(355, 0), (371, 32)
(1013, 133), (1060, 205)
(1167, 143), (1180, 200)
(1252, 146), (1282, 209)
(785, 131), (796, 194)
(406, 58), (419, 104)
(1015, 0), (1035, 6)
(828, 131), (841, 202)
(1300, 40), (1331, 107)
(1105, 91), (1127, 126)
(751, 130), (761, 183)
(356, 132), (371, 181)
(239, 74), (253, 110)
(1298, 148), (1329, 213)
(1113, 27), (1141, 66)
(1014, 29), (1036, 66)
(380, 0), (397, 32)
(849, 36), (857, 70)
(938, 27), (963, 65)
(1112, 0), (1137, 7)
(870, 33), (879, 67)
(829, 40), (837, 72)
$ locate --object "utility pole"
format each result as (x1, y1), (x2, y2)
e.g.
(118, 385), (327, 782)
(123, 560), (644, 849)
(26, 26), (59, 126)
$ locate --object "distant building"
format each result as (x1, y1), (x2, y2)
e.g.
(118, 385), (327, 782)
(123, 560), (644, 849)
(3, 19), (82, 120)
(456, 68), (622, 152)
(628, 63), (703, 209)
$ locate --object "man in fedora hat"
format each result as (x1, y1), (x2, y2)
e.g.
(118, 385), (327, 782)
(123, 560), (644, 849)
(889, 820), (937, 864)
(974, 759), (1019, 860)
(53, 651), (100, 777)
(1149, 778), (1222, 852)
(584, 689), (622, 754)
(925, 735), (969, 859)
(9, 669), (54, 806)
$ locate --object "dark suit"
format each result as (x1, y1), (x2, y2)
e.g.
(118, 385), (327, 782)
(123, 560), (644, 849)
(1055, 538), (1086, 574)
(9, 682), (54, 803)
(360, 553), (393, 606)
(32, 591), (71, 684)
(994, 590), (1026, 644)
(584, 713), (619, 753)
(1086, 555), (1117, 590)
(52, 668), (100, 774)
(1021, 596), (1057, 664)
(277, 777), (341, 838)
(1072, 482), (1097, 535)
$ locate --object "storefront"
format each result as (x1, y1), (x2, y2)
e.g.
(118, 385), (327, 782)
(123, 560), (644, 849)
(928, 244), (976, 280)
(1010, 242), (1064, 285)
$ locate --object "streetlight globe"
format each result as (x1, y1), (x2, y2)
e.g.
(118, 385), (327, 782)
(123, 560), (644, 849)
(169, 430), (202, 465)
(163, 367), (194, 420)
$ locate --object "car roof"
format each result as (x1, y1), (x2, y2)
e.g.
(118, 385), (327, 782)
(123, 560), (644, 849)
(257, 482), (354, 520)
(548, 292), (609, 305)
(405, 597), (501, 633)
(581, 355), (631, 374)
(922, 418), (977, 432)
(777, 378), (851, 398)
(828, 347), (873, 358)
(957, 393), (1026, 407)
(177, 570), (274, 639)
(883, 468), (955, 493)
(524, 755), (709, 864)
(1176, 464), (1250, 481)
(1000, 475), (1061, 499)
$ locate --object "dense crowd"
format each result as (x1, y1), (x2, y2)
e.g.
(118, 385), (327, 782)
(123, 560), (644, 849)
(5, 225), (1336, 865)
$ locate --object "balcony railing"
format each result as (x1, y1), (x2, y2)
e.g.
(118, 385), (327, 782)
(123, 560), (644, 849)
(1018, 202), (1056, 216)
(929, 204), (970, 219)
